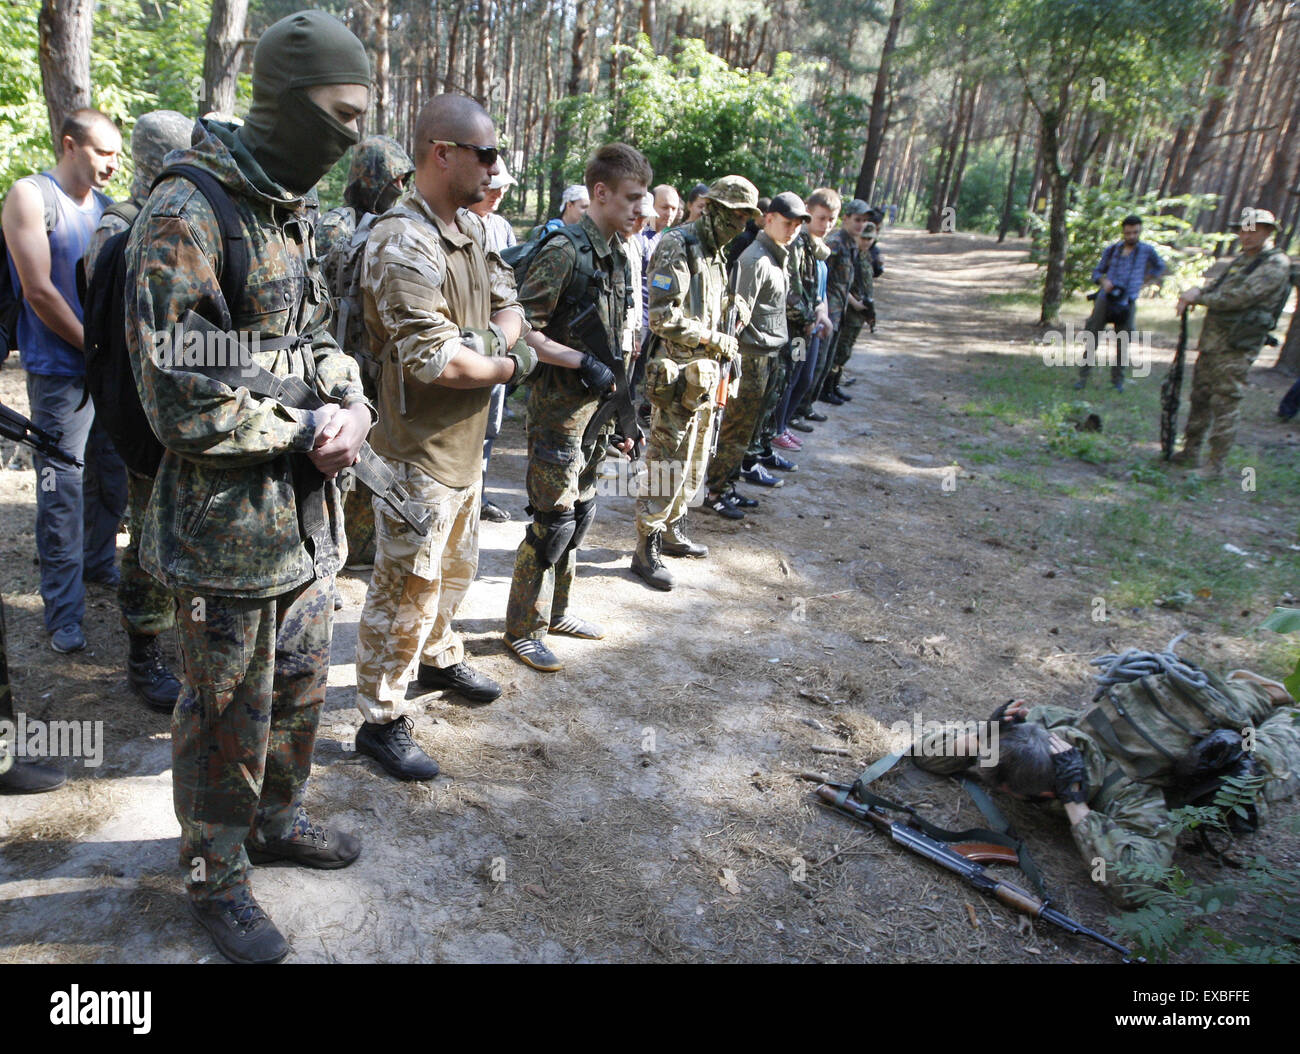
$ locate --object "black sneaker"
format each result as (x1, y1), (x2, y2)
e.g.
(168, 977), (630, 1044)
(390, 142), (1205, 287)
(723, 487), (758, 509)
(416, 660), (501, 703)
(804, 410), (829, 423)
(788, 418), (814, 433)
(832, 385), (853, 402)
(190, 893), (290, 965)
(703, 492), (744, 519)
(819, 391), (846, 406)
(246, 819), (361, 869)
(355, 716), (441, 781)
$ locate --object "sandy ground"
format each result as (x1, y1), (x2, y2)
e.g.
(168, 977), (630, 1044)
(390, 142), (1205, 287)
(1, 228), (1297, 964)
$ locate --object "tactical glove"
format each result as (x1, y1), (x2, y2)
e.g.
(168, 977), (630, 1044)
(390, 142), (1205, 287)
(1051, 747), (1089, 803)
(504, 337), (538, 382)
(461, 324), (507, 358)
(577, 352), (616, 393)
(705, 330), (739, 361)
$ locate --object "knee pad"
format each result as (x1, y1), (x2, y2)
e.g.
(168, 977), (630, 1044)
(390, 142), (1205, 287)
(527, 508), (576, 568)
(569, 498), (597, 554)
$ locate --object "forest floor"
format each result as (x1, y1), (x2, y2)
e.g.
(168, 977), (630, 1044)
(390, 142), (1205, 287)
(1, 228), (1297, 964)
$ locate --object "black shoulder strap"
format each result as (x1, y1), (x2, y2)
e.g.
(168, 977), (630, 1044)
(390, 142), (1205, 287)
(554, 224), (600, 309)
(104, 201), (140, 226)
(679, 228), (702, 276)
(152, 164), (249, 330)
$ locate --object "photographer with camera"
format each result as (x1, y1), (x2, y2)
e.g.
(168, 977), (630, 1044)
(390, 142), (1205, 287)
(1075, 215), (1165, 392)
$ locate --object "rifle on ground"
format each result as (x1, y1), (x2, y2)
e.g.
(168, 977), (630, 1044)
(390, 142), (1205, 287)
(1160, 310), (1189, 460)
(171, 311), (431, 536)
(814, 780), (1142, 962)
(0, 402), (81, 468)
(572, 302), (644, 458)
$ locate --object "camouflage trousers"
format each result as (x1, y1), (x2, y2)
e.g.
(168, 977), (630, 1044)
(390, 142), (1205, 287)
(354, 457), (481, 724)
(635, 363), (719, 538)
(826, 315), (865, 391)
(172, 575), (333, 904)
(505, 428), (606, 640)
(706, 350), (772, 494)
(753, 341), (793, 457)
(118, 469), (175, 636)
(1181, 342), (1258, 467)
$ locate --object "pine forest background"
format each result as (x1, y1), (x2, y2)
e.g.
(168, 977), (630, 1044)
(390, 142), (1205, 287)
(2, 0), (1298, 341)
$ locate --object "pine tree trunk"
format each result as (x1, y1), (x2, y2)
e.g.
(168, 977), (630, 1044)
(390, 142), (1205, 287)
(854, 0), (907, 203)
(38, 0), (94, 148)
(998, 95), (1028, 243)
(201, 0), (248, 118)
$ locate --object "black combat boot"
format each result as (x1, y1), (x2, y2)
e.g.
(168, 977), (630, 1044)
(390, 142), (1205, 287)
(355, 716), (441, 780)
(128, 633), (182, 712)
(0, 758), (66, 794)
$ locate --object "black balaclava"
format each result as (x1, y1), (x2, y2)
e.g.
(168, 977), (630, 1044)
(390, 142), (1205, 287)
(236, 10), (371, 196)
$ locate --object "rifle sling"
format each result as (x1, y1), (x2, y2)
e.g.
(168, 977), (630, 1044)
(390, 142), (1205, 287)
(848, 749), (1051, 900)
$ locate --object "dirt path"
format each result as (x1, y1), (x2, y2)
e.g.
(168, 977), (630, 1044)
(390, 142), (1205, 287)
(2, 229), (1296, 963)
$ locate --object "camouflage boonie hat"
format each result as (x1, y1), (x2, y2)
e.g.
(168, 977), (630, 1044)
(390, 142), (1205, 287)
(1229, 206), (1278, 230)
(130, 110), (193, 200)
(706, 175), (761, 218)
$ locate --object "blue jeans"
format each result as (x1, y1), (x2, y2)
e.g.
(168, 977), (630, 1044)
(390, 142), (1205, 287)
(25, 372), (127, 633)
(781, 333), (822, 430)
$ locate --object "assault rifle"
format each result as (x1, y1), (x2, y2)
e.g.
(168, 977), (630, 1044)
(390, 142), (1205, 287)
(1160, 310), (1189, 460)
(0, 402), (81, 468)
(814, 781), (1142, 962)
(172, 311), (431, 536)
(573, 301), (644, 457)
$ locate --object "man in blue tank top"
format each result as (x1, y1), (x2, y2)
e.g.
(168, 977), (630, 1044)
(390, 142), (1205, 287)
(1, 108), (123, 654)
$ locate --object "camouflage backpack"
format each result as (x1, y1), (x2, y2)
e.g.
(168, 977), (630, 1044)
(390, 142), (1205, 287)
(324, 209), (379, 393)
(1080, 644), (1276, 808)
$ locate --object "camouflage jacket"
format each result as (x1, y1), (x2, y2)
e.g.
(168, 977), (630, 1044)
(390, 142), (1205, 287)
(519, 214), (629, 436)
(825, 228), (863, 321)
(784, 229), (823, 330)
(734, 231), (789, 353)
(1199, 247), (1293, 352)
(646, 220), (730, 362)
(125, 118), (371, 598)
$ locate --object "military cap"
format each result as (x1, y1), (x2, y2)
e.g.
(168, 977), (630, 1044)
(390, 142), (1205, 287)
(1229, 206), (1278, 230)
(705, 175), (761, 218)
(767, 191), (811, 221)
(842, 198), (870, 216)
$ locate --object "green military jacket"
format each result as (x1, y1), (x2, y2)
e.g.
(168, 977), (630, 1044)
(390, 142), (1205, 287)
(646, 220), (730, 362)
(734, 231), (789, 353)
(1199, 247), (1293, 352)
(518, 214), (629, 436)
(126, 118), (371, 598)
(825, 227), (862, 321)
(784, 229), (823, 331)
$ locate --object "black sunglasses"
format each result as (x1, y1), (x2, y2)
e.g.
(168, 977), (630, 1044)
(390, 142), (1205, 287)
(428, 139), (499, 166)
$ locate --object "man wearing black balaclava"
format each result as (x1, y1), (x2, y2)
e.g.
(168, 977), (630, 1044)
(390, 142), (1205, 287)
(124, 10), (374, 965)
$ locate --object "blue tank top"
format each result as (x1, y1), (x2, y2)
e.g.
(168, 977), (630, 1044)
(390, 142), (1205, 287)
(5, 172), (108, 377)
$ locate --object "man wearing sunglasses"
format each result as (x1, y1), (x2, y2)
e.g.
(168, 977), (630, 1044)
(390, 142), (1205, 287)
(353, 94), (537, 782)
